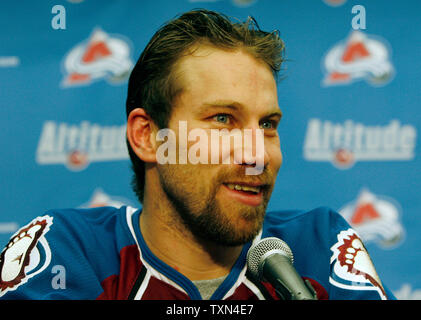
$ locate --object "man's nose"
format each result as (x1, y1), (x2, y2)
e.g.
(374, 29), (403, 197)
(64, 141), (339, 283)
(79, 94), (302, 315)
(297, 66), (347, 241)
(232, 128), (269, 172)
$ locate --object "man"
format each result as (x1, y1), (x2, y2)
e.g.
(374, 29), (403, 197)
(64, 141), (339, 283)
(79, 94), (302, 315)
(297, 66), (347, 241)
(0, 9), (394, 300)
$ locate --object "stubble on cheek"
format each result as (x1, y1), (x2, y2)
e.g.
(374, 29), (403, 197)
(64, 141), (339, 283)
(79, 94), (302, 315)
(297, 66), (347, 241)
(157, 162), (271, 246)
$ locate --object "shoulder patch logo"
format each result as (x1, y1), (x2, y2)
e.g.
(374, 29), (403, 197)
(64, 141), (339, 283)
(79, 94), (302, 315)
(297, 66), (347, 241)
(0, 216), (53, 297)
(329, 228), (387, 299)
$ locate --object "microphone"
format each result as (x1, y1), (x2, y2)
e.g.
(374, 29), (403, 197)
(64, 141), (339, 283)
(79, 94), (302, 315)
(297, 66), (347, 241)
(247, 237), (317, 300)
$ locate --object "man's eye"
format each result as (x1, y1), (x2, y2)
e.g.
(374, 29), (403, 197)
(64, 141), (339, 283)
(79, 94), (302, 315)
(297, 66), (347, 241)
(213, 114), (231, 124)
(260, 120), (277, 130)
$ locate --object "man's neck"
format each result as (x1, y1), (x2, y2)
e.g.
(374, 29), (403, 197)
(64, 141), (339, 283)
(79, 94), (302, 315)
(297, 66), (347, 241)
(139, 199), (244, 281)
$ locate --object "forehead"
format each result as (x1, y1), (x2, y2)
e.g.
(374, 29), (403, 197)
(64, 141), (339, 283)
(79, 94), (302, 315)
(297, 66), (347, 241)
(172, 45), (279, 114)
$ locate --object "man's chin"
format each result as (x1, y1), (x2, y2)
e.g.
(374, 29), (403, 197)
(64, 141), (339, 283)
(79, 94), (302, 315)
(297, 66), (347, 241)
(164, 183), (266, 246)
(206, 199), (266, 246)
(202, 213), (264, 247)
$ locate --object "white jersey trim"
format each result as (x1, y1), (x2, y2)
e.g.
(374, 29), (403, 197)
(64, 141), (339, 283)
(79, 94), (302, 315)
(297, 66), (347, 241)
(124, 206), (188, 297)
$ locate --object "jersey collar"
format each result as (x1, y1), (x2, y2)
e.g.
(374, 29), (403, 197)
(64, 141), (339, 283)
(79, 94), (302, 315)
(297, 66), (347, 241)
(130, 208), (253, 300)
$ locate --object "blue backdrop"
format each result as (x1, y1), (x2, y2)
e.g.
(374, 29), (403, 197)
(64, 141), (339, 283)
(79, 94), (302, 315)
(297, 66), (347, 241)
(0, 0), (420, 299)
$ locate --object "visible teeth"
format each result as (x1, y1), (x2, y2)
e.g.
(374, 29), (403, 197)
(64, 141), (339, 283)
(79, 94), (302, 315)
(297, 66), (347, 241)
(226, 184), (261, 194)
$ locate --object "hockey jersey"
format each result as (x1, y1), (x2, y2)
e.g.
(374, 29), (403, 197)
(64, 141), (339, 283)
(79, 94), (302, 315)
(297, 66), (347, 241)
(0, 206), (395, 300)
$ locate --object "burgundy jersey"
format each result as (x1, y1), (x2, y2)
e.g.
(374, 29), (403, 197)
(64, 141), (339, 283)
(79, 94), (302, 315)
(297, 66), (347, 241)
(0, 206), (395, 300)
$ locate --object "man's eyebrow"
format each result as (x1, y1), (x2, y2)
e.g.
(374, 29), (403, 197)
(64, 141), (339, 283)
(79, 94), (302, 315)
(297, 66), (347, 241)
(199, 100), (241, 112)
(198, 100), (283, 118)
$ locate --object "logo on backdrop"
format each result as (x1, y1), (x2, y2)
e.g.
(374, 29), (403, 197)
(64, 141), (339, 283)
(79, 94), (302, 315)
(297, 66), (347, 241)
(322, 30), (394, 86)
(79, 188), (134, 208)
(0, 216), (53, 297)
(329, 228), (387, 299)
(61, 28), (133, 87)
(339, 188), (404, 248)
(36, 121), (128, 171)
(303, 118), (417, 169)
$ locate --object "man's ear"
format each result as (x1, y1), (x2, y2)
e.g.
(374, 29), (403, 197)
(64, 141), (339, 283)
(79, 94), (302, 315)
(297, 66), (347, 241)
(127, 108), (157, 163)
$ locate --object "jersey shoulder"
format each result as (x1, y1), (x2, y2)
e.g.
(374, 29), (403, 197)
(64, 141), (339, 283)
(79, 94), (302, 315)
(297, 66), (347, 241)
(0, 206), (137, 299)
(262, 206), (349, 268)
(263, 206), (348, 235)
(262, 207), (395, 300)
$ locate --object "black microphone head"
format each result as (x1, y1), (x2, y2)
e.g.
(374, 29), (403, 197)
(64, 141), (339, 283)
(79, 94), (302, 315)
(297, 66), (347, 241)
(247, 237), (294, 280)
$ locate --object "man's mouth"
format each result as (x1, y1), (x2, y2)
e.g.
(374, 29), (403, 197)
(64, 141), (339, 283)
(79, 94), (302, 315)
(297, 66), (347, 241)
(221, 182), (267, 206)
(224, 183), (262, 195)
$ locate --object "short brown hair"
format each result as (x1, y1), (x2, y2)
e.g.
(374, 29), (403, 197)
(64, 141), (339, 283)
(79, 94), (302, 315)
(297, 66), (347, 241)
(126, 9), (285, 204)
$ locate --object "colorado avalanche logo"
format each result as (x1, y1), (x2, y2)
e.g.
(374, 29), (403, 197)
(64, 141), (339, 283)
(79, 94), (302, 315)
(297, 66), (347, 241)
(62, 28), (133, 87)
(0, 216), (53, 297)
(322, 30), (394, 86)
(339, 188), (404, 248)
(330, 229), (387, 299)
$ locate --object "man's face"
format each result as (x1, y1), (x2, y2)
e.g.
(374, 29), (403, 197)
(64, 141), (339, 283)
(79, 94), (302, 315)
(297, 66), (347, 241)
(156, 45), (283, 246)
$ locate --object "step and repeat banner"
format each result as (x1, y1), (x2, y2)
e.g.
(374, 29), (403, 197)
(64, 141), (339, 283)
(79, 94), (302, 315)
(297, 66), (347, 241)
(0, 0), (420, 299)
